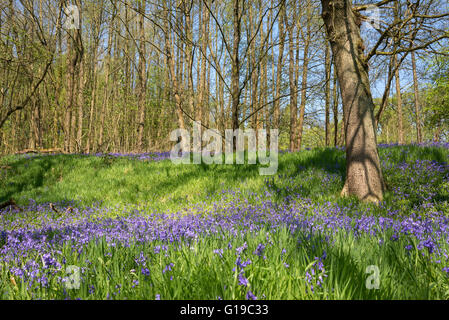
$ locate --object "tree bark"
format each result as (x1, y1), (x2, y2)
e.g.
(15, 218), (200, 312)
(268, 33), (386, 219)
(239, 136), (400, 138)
(321, 0), (385, 202)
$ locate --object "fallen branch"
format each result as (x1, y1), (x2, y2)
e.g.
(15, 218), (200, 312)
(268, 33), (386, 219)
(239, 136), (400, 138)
(0, 199), (22, 212)
(49, 203), (73, 215)
(15, 148), (66, 155)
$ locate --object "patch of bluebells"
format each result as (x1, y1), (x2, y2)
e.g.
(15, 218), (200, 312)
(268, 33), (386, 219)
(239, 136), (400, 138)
(305, 256), (328, 294)
(1, 192), (449, 296)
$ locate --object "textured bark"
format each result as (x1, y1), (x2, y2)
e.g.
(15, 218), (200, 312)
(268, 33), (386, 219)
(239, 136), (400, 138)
(321, 0), (385, 202)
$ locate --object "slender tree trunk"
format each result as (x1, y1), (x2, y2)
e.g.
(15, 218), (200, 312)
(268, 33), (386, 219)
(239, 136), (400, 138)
(325, 41), (331, 147)
(136, 1), (146, 152)
(77, 57), (85, 152)
(249, 4), (259, 130)
(86, 49), (98, 153)
(64, 29), (75, 153)
(164, 2), (185, 130)
(273, 2), (285, 130)
(297, 1), (311, 150)
(231, 0), (242, 143)
(198, 1), (210, 125)
(411, 50), (422, 143)
(98, 6), (115, 151)
(333, 65), (339, 147)
(393, 54), (403, 144)
(287, 6), (297, 151)
(392, 0), (403, 145)
(321, 0), (385, 202)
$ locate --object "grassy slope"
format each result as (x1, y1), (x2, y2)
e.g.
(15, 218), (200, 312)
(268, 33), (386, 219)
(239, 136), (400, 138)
(0, 145), (448, 212)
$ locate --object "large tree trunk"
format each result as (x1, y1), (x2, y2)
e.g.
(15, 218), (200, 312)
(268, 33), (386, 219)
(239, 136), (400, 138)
(321, 0), (385, 203)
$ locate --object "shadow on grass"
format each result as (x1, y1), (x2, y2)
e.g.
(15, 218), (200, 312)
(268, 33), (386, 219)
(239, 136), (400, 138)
(0, 154), (149, 205)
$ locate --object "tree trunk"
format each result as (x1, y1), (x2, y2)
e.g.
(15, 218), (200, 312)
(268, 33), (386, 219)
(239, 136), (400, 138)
(231, 0), (242, 144)
(393, 0), (403, 145)
(136, 1), (146, 152)
(77, 57), (85, 153)
(411, 50), (422, 143)
(198, 1), (210, 125)
(64, 29), (75, 153)
(297, 1), (312, 150)
(321, 0), (385, 202)
(273, 2), (285, 130)
(394, 54), (403, 144)
(325, 41), (331, 147)
(98, 8), (114, 151)
(287, 5), (297, 151)
(333, 61), (339, 147)
(164, 2), (185, 130)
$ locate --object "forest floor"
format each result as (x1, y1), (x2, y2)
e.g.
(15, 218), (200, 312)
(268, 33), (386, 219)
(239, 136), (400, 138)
(0, 143), (448, 299)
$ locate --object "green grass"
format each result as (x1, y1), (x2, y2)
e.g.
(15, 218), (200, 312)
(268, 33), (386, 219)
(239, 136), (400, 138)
(0, 144), (448, 300)
(1, 224), (447, 300)
(1, 145), (447, 213)
(0, 149), (342, 212)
